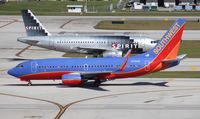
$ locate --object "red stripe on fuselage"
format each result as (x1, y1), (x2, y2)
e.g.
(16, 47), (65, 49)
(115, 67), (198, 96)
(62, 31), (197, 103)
(19, 71), (72, 81)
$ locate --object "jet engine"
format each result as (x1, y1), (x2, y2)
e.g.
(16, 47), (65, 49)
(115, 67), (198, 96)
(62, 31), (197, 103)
(102, 51), (123, 57)
(62, 73), (82, 86)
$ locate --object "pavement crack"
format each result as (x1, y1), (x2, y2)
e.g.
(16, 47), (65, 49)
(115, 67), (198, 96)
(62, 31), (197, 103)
(0, 19), (18, 28)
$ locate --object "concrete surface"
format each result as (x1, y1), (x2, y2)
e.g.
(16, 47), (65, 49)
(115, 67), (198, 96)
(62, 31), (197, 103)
(0, 15), (200, 40)
(1, 71), (200, 119)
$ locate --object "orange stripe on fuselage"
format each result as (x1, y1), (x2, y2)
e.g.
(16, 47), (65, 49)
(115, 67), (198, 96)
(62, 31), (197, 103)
(151, 41), (181, 72)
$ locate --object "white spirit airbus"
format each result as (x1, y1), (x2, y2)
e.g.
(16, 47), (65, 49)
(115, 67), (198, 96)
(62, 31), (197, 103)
(18, 9), (157, 57)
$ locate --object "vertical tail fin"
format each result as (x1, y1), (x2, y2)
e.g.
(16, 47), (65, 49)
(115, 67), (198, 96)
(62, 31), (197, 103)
(21, 9), (51, 36)
(149, 18), (185, 60)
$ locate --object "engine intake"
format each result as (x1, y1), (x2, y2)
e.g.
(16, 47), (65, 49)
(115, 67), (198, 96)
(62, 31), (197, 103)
(62, 73), (82, 86)
(103, 51), (122, 57)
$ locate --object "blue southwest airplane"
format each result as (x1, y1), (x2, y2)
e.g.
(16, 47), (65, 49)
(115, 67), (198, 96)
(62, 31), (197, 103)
(8, 18), (186, 87)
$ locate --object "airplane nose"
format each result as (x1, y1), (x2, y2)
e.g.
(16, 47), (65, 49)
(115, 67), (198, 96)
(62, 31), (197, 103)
(7, 69), (13, 75)
(7, 68), (17, 77)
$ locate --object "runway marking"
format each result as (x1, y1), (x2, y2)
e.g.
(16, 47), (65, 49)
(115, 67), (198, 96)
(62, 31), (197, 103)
(1, 87), (200, 119)
(0, 92), (64, 119)
(168, 78), (176, 81)
(15, 45), (32, 57)
(0, 48), (48, 51)
(190, 66), (198, 71)
(0, 69), (7, 72)
(0, 19), (18, 28)
(55, 87), (200, 119)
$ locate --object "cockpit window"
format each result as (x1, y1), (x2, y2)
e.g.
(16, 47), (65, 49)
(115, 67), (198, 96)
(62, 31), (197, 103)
(151, 40), (159, 44)
(16, 64), (24, 68)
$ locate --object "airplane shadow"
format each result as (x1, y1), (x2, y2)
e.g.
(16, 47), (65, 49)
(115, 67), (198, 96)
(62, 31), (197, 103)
(56, 82), (109, 91)
(3, 83), (109, 91)
(101, 82), (169, 87)
(3, 82), (168, 91)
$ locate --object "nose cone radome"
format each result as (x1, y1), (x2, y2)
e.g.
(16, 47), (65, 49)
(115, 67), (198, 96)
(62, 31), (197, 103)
(7, 68), (18, 77)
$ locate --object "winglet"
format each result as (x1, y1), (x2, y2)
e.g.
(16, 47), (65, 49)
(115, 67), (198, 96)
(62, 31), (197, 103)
(119, 49), (132, 71)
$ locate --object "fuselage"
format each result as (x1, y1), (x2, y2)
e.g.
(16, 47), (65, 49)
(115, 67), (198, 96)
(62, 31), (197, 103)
(7, 48), (178, 82)
(18, 35), (157, 55)
(19, 9), (157, 57)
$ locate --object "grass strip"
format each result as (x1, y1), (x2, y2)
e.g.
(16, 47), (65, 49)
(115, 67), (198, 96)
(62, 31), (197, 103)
(1, 2), (200, 16)
(139, 71), (200, 78)
(95, 20), (200, 30)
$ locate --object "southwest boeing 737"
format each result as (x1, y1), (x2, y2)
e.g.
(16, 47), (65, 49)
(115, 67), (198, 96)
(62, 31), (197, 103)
(8, 18), (186, 87)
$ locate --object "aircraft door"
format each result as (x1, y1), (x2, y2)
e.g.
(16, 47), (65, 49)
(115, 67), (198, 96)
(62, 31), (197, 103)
(84, 64), (88, 71)
(31, 61), (38, 73)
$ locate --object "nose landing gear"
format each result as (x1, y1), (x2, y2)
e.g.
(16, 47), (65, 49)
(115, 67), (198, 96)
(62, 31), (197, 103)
(27, 81), (32, 86)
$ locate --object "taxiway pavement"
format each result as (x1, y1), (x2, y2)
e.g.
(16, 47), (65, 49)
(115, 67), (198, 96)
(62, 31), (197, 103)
(0, 15), (200, 40)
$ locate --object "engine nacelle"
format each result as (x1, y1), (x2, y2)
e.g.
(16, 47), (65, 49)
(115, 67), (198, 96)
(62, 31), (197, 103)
(62, 73), (82, 86)
(102, 51), (123, 57)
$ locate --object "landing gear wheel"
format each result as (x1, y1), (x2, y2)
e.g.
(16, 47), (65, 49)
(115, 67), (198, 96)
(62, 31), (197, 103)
(94, 80), (101, 87)
(28, 81), (32, 86)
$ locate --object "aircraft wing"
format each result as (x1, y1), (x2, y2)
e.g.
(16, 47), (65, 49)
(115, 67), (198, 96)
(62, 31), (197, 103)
(75, 47), (117, 54)
(80, 71), (112, 80)
(80, 50), (132, 80)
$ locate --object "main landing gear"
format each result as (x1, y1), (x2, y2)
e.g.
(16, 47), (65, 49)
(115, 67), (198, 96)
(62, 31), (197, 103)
(27, 81), (32, 86)
(93, 80), (101, 87)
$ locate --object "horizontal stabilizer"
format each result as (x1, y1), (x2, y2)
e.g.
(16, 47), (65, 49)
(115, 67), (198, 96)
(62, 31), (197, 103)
(177, 54), (187, 60)
(162, 54), (187, 64)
